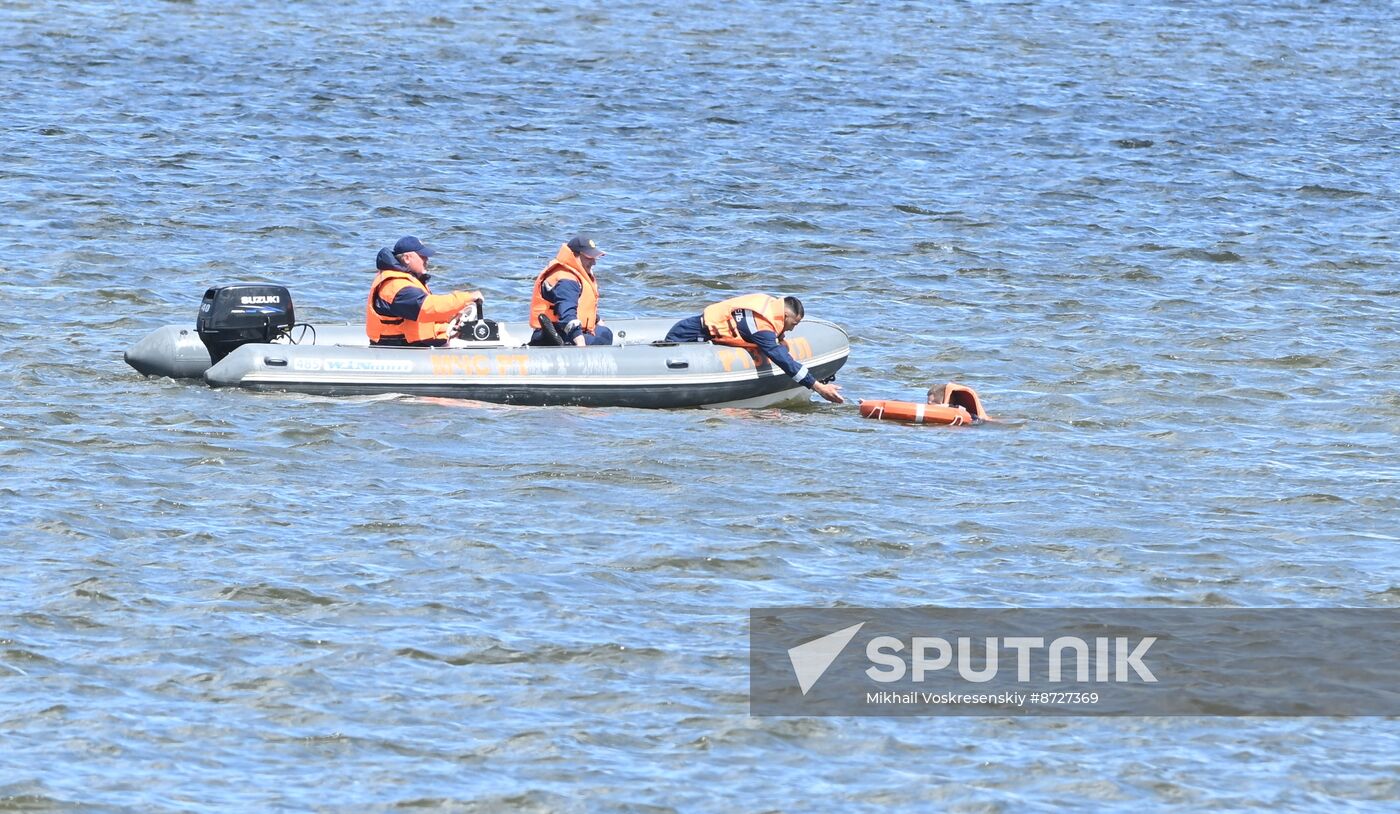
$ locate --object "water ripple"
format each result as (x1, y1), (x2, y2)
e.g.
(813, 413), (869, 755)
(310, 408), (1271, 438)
(2, 0), (1398, 810)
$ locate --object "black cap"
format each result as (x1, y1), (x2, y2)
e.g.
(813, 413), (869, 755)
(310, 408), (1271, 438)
(567, 235), (605, 259)
(393, 235), (435, 258)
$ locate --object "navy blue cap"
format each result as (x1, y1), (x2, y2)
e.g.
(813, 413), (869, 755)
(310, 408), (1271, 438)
(567, 234), (605, 259)
(393, 235), (435, 258)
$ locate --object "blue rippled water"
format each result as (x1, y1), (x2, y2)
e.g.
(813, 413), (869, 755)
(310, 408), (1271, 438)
(2, 0), (1398, 810)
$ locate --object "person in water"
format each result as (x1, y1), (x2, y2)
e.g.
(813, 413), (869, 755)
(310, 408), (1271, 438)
(664, 294), (844, 404)
(926, 382), (991, 421)
(365, 236), (484, 347)
(529, 234), (613, 346)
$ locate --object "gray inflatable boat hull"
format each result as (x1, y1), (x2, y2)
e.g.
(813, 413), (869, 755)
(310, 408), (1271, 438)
(126, 318), (849, 409)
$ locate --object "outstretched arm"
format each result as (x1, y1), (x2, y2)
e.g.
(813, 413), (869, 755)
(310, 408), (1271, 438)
(745, 328), (844, 403)
(747, 329), (812, 386)
(381, 287), (480, 322)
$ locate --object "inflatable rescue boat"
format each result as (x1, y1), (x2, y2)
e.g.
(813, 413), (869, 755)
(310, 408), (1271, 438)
(125, 285), (849, 409)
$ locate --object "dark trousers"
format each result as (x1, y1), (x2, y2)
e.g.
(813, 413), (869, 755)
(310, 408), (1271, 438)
(529, 323), (615, 346)
(664, 315), (707, 343)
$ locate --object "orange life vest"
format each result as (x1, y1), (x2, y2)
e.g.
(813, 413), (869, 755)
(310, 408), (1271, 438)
(702, 294), (787, 348)
(928, 383), (989, 422)
(365, 270), (471, 345)
(529, 245), (600, 331)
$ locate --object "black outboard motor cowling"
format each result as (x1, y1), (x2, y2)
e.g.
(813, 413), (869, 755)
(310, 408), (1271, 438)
(196, 284), (295, 364)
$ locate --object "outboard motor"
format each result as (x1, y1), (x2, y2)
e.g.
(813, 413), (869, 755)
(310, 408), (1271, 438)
(196, 284), (295, 364)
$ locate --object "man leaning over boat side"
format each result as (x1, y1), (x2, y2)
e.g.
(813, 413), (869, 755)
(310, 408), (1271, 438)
(664, 294), (845, 404)
(366, 236), (483, 348)
(528, 234), (614, 347)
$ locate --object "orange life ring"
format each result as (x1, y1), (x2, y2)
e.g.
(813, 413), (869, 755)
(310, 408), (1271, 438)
(859, 399), (975, 426)
(859, 383), (990, 426)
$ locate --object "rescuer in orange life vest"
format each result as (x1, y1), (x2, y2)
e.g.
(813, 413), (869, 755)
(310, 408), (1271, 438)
(365, 236), (483, 347)
(529, 234), (614, 347)
(664, 294), (845, 404)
